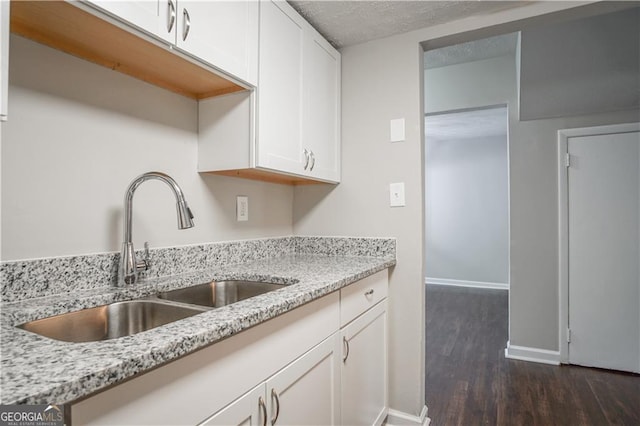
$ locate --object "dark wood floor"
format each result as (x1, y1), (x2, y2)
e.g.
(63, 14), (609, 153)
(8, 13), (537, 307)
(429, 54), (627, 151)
(425, 284), (640, 425)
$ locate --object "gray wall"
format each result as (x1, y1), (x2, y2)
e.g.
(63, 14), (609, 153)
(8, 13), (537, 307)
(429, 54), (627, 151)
(508, 109), (639, 350)
(520, 8), (640, 120)
(425, 107), (509, 285)
(1, 36), (293, 261)
(510, 7), (640, 350)
(425, 55), (516, 114)
(293, 31), (426, 414)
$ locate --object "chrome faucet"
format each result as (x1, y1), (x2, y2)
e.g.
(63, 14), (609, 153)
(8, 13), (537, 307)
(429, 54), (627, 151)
(120, 171), (194, 285)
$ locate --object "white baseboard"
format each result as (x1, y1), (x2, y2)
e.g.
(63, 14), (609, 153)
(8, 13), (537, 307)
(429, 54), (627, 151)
(386, 406), (430, 426)
(504, 341), (560, 365)
(425, 277), (508, 290)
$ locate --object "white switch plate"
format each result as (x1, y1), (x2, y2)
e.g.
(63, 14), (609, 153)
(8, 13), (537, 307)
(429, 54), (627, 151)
(390, 118), (405, 142)
(236, 196), (248, 221)
(389, 182), (405, 207)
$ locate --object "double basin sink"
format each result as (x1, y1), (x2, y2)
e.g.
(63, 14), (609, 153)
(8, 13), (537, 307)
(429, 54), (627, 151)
(18, 280), (288, 343)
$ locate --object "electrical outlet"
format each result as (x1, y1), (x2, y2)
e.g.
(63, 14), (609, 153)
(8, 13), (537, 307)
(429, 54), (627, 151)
(236, 196), (248, 221)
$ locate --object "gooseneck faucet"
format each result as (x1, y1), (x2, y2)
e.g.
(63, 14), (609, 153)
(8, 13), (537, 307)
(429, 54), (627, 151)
(120, 171), (194, 285)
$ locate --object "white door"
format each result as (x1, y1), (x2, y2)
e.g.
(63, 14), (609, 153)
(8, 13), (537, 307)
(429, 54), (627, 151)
(266, 334), (341, 425)
(341, 301), (388, 426)
(567, 125), (640, 373)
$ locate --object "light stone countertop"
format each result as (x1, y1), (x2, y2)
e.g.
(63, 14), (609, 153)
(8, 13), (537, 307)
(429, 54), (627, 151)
(0, 254), (395, 405)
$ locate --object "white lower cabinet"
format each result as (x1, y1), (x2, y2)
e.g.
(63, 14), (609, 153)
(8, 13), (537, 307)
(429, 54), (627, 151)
(71, 270), (388, 426)
(340, 301), (388, 426)
(265, 333), (341, 425)
(202, 334), (341, 426)
(199, 384), (265, 426)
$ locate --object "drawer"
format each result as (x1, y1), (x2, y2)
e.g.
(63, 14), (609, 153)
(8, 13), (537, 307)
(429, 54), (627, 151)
(340, 269), (388, 327)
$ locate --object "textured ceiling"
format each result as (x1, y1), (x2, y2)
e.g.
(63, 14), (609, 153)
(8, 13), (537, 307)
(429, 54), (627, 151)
(424, 32), (518, 69)
(287, 1), (530, 49)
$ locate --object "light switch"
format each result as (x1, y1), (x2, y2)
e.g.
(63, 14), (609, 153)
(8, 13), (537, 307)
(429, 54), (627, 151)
(236, 196), (248, 221)
(390, 118), (405, 142)
(389, 183), (405, 207)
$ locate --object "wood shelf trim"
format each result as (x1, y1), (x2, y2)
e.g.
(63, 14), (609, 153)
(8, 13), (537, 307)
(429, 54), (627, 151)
(206, 168), (327, 186)
(10, 0), (247, 100)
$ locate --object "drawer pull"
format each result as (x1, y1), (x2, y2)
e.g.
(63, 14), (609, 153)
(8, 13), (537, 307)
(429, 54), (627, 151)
(364, 289), (374, 297)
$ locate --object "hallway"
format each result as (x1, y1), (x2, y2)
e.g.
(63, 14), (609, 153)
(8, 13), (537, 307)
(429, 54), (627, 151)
(425, 284), (640, 425)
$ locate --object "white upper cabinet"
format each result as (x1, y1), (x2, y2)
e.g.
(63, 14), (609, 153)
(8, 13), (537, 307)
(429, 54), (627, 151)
(255, 0), (305, 175)
(85, 0), (258, 86)
(86, 1), (173, 43)
(257, 0), (340, 182)
(175, 1), (258, 86)
(198, 0), (341, 185)
(302, 29), (341, 182)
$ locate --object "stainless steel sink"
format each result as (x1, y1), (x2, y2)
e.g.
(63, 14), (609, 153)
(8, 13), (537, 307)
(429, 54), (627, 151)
(157, 280), (286, 308)
(17, 300), (207, 343)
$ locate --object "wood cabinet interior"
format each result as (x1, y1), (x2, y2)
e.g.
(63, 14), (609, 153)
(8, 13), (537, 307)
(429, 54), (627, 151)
(10, 1), (246, 100)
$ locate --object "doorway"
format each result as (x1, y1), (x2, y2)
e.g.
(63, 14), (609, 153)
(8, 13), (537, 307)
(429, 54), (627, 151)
(425, 105), (509, 289)
(558, 122), (640, 373)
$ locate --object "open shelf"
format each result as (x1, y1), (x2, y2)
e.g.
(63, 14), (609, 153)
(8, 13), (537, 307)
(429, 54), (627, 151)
(205, 169), (326, 186)
(10, 1), (247, 100)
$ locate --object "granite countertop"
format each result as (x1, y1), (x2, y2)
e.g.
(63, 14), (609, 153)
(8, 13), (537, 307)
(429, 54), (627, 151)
(0, 253), (395, 405)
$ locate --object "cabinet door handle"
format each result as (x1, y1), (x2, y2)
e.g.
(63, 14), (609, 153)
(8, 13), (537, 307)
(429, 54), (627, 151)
(303, 148), (310, 170)
(270, 388), (280, 425)
(258, 396), (267, 426)
(182, 8), (191, 41)
(365, 289), (374, 297)
(343, 336), (350, 363)
(167, 0), (176, 33)
(309, 150), (316, 171)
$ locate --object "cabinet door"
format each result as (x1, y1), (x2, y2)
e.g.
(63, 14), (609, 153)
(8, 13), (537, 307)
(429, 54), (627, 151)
(266, 334), (341, 425)
(256, 0), (305, 176)
(200, 384), (266, 426)
(302, 31), (341, 183)
(341, 301), (388, 426)
(176, 1), (258, 85)
(86, 0), (175, 44)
